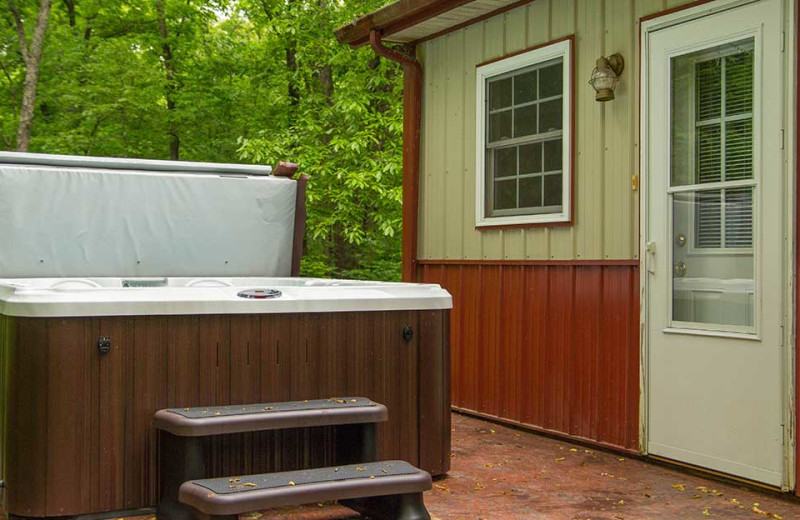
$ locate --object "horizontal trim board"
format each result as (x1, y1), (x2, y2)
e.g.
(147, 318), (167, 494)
(453, 407), (640, 455)
(418, 259), (640, 266)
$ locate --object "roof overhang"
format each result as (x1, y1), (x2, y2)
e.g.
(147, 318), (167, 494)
(335, 0), (526, 48)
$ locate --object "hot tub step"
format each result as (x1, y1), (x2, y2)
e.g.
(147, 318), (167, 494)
(155, 398), (389, 520)
(154, 397), (387, 436)
(178, 461), (432, 520)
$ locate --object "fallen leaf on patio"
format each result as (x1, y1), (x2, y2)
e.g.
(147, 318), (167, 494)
(697, 486), (709, 493)
(356, 467), (366, 471)
(288, 481), (295, 486)
(692, 494), (702, 499)
(617, 500), (625, 505)
(772, 515), (783, 520)
(241, 513), (262, 519)
(702, 508), (710, 516)
(475, 482), (485, 490)
(671, 484), (685, 491)
(229, 477), (241, 483)
(731, 498), (739, 505)
(243, 483), (257, 488)
(711, 489), (723, 496)
(644, 493), (652, 498)
(585, 449), (594, 454)
(490, 429), (496, 434)
(619, 458), (625, 462)
(484, 463), (494, 468)
(555, 457), (565, 462)
(569, 448), (578, 452)
(434, 484), (449, 492)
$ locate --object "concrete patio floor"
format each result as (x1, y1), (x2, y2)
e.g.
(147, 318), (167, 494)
(259, 412), (800, 519)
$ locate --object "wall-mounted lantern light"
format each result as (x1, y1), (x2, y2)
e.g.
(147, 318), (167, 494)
(589, 54), (624, 102)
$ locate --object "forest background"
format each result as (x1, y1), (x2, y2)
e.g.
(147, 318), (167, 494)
(1, 0), (402, 280)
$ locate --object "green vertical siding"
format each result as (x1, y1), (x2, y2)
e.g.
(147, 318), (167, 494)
(417, 0), (684, 261)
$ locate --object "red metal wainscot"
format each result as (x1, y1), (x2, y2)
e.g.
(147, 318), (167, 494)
(419, 261), (640, 453)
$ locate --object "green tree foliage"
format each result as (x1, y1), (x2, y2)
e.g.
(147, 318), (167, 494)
(0, 0), (402, 280)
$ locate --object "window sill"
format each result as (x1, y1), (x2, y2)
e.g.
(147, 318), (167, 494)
(475, 214), (572, 230)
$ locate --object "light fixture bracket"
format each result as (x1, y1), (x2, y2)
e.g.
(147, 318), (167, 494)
(605, 53), (625, 76)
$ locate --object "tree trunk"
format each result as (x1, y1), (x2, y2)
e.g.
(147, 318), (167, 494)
(9, 0), (53, 152)
(62, 0), (76, 27)
(286, 46), (299, 107)
(156, 0), (179, 160)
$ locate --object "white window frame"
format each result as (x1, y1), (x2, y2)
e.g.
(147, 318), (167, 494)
(475, 38), (572, 228)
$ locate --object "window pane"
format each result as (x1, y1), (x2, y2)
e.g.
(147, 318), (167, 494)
(696, 58), (722, 121)
(519, 176), (542, 208)
(489, 110), (512, 142)
(489, 77), (512, 110)
(672, 191), (754, 328)
(725, 119), (753, 181)
(695, 189), (722, 248)
(538, 99), (562, 132)
(514, 70), (537, 104)
(696, 124), (721, 183)
(513, 105), (537, 138)
(494, 147), (517, 178)
(519, 142), (542, 174)
(725, 51), (753, 116)
(543, 174), (562, 207)
(724, 187), (753, 248)
(494, 179), (516, 210)
(543, 139), (562, 172)
(539, 61), (563, 98)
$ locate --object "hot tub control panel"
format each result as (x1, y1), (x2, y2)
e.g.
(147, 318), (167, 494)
(237, 288), (282, 299)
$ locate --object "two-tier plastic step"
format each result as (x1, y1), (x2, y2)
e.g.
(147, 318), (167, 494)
(154, 397), (432, 520)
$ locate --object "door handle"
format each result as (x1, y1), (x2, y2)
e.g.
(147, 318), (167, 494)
(646, 241), (657, 275)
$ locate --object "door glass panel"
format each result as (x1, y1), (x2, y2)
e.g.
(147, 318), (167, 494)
(669, 37), (756, 331)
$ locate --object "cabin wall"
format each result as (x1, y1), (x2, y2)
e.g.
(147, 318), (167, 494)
(417, 0), (696, 261)
(415, 0), (699, 451)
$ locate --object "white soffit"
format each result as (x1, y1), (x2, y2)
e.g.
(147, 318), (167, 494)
(386, 0), (519, 43)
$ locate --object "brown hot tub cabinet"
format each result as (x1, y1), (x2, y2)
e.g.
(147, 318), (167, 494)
(0, 309), (450, 518)
(0, 152), (451, 519)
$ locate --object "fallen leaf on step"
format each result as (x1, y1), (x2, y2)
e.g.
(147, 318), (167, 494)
(671, 484), (685, 491)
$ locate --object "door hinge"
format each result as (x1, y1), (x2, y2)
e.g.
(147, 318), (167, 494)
(781, 31), (786, 53)
(780, 325), (785, 347)
(780, 129), (785, 150)
(632, 174), (639, 191)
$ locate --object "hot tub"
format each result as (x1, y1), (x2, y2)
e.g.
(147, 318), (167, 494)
(0, 154), (452, 519)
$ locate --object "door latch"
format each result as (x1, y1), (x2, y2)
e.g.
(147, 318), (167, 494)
(645, 241), (657, 275)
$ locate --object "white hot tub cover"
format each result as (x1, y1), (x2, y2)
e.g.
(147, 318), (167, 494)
(0, 152), (297, 278)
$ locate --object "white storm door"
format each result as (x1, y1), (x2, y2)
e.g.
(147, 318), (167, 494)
(645, 0), (785, 486)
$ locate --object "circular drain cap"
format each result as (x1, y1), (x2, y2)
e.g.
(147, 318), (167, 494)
(237, 288), (282, 299)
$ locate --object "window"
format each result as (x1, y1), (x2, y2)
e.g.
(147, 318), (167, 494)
(476, 38), (572, 227)
(671, 41), (754, 252)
